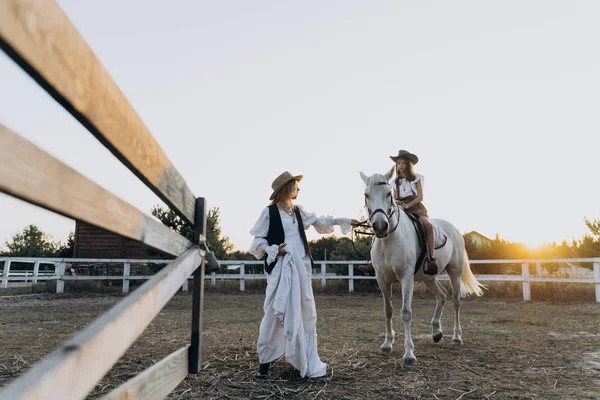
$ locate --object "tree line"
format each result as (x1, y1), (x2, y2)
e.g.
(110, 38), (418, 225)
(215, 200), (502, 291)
(2, 206), (599, 272)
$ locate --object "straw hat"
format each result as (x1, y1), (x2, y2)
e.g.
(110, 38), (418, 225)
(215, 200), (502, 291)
(269, 171), (303, 200)
(390, 149), (419, 165)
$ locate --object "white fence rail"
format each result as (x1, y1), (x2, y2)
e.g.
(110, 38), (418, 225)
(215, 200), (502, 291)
(2, 257), (600, 302)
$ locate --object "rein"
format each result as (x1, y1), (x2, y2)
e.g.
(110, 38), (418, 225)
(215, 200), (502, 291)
(351, 220), (373, 259)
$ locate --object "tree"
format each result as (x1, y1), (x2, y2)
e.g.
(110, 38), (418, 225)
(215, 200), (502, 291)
(584, 217), (600, 236)
(150, 205), (232, 259)
(150, 205), (196, 242)
(1, 224), (66, 257)
(206, 208), (233, 259)
(56, 232), (75, 258)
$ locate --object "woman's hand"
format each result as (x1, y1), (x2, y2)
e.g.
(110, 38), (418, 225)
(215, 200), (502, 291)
(350, 219), (361, 227)
(277, 243), (287, 256)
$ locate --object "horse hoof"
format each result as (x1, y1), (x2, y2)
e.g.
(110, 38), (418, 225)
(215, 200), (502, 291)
(433, 332), (443, 343)
(380, 345), (392, 355)
(452, 337), (463, 345)
(403, 356), (417, 366)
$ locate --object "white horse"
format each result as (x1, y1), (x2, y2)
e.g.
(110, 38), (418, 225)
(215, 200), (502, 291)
(360, 168), (485, 366)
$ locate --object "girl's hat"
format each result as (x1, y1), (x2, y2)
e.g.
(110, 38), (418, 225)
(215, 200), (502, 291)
(270, 171), (303, 200)
(390, 150), (418, 165)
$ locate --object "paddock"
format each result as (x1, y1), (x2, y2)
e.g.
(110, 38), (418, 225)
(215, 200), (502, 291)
(1, 292), (598, 399)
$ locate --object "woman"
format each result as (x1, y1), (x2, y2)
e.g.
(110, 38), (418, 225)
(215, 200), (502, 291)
(249, 171), (358, 378)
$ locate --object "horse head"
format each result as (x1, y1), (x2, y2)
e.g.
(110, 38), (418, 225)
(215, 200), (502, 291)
(359, 166), (396, 238)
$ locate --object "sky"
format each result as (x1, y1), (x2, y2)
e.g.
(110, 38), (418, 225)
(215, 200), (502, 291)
(1, 0), (599, 252)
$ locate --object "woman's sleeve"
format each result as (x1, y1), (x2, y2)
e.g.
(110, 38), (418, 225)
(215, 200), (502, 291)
(249, 207), (279, 263)
(297, 205), (352, 235)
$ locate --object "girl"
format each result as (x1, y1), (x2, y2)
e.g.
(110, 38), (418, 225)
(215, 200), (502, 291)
(391, 150), (438, 275)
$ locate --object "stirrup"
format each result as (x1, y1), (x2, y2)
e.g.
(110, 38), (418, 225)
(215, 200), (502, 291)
(424, 257), (438, 275)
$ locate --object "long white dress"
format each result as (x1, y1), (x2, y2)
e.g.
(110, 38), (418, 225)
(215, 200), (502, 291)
(249, 205), (351, 378)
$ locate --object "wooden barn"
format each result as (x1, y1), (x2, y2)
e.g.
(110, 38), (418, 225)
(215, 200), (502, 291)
(73, 221), (171, 259)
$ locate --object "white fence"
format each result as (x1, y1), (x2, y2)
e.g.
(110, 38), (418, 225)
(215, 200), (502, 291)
(2, 257), (600, 302)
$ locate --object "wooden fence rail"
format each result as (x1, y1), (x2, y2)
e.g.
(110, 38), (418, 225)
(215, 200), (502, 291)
(2, 258), (600, 302)
(0, 0), (211, 398)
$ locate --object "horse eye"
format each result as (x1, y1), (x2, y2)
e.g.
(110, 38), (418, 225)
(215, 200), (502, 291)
(364, 194), (369, 199)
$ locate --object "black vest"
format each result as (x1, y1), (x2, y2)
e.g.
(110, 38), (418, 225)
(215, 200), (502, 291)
(264, 204), (313, 274)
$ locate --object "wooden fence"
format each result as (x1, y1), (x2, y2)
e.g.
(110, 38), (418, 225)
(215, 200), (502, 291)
(0, 1), (211, 399)
(2, 257), (600, 302)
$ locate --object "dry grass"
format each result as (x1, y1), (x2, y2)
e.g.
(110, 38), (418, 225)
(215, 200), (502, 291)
(1, 291), (599, 399)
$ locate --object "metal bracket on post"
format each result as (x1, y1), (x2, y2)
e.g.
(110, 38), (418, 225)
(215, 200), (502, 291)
(189, 197), (207, 374)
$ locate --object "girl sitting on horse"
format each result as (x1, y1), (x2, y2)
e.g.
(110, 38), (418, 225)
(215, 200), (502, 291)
(359, 150), (438, 275)
(391, 150), (438, 275)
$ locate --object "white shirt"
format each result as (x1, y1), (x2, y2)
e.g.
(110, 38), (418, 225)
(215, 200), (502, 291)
(249, 205), (352, 265)
(394, 173), (424, 199)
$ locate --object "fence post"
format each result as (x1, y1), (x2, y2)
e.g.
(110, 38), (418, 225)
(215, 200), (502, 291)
(56, 262), (66, 293)
(189, 197), (207, 374)
(1, 260), (11, 289)
(321, 262), (326, 288)
(536, 261), (542, 277)
(240, 264), (245, 292)
(348, 264), (354, 293)
(33, 261), (40, 284)
(594, 261), (600, 303)
(211, 271), (216, 286)
(521, 263), (531, 301)
(122, 262), (130, 294)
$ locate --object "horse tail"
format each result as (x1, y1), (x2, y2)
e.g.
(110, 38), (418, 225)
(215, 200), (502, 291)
(460, 249), (486, 296)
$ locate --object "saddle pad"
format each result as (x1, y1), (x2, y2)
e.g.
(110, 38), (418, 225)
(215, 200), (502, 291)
(433, 225), (447, 249)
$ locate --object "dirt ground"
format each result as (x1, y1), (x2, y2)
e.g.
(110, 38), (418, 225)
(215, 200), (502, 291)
(1, 292), (599, 400)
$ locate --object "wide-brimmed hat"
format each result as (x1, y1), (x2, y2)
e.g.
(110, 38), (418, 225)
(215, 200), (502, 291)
(269, 171), (303, 200)
(390, 150), (419, 165)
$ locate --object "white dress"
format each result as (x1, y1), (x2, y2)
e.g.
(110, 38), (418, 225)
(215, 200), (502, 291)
(249, 205), (351, 378)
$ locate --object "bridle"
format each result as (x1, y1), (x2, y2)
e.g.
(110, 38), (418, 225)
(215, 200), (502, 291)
(365, 181), (401, 237)
(351, 181), (402, 258)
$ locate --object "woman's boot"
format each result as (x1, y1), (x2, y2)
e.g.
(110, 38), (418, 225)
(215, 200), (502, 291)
(256, 363), (270, 378)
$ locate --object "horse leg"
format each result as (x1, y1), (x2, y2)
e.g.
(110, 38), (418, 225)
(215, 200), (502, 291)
(447, 268), (464, 345)
(400, 276), (417, 365)
(377, 277), (395, 354)
(423, 279), (447, 343)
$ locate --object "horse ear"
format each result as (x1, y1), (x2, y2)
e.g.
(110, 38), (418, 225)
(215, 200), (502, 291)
(384, 166), (395, 181)
(359, 171), (368, 182)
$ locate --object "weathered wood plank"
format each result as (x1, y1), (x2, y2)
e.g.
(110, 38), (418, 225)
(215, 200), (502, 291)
(100, 346), (189, 400)
(0, 247), (201, 400)
(0, 125), (200, 257)
(0, 0), (197, 225)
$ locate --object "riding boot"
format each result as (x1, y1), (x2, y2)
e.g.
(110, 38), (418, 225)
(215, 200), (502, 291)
(424, 256), (438, 275)
(256, 363), (270, 378)
(358, 262), (375, 275)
